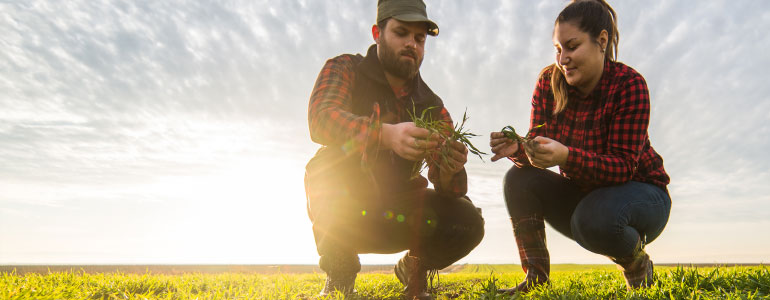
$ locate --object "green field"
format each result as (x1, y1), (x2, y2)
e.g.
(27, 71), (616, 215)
(2, 264), (768, 299)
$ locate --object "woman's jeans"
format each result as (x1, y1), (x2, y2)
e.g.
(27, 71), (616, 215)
(504, 166), (671, 258)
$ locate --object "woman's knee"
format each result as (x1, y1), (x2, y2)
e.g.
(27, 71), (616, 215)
(503, 166), (540, 207)
(571, 211), (619, 244)
(503, 166), (532, 193)
(570, 199), (632, 255)
(571, 188), (651, 257)
(572, 183), (671, 254)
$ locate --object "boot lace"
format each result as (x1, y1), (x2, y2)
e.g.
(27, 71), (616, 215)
(427, 268), (439, 290)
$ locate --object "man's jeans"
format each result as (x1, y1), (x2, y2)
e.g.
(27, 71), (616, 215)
(503, 166), (671, 258)
(305, 172), (485, 271)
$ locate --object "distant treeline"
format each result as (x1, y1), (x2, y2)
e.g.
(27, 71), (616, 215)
(0, 264), (391, 275)
(1, 263), (761, 275)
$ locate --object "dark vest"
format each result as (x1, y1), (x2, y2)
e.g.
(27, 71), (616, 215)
(307, 45), (445, 197)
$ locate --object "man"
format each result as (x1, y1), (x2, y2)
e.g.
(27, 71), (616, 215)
(305, 0), (484, 298)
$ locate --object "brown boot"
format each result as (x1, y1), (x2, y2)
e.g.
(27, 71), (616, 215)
(319, 274), (356, 297)
(394, 254), (433, 300)
(611, 239), (654, 289)
(318, 251), (360, 297)
(498, 216), (550, 295)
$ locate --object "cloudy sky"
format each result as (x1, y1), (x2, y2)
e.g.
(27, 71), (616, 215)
(2, 0), (769, 265)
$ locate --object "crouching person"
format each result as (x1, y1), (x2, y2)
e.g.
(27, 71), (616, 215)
(305, 0), (484, 298)
(489, 0), (671, 293)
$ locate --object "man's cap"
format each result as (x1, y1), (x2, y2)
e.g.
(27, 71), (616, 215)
(377, 0), (439, 36)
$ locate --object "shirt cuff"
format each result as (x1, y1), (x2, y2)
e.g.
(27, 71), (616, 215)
(508, 142), (529, 166)
(562, 145), (586, 175)
(429, 166), (468, 198)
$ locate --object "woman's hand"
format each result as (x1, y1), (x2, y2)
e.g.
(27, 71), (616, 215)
(523, 136), (569, 168)
(489, 131), (519, 162)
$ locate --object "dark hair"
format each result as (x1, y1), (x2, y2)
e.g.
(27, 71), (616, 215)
(549, 0), (619, 115)
(377, 17), (391, 33)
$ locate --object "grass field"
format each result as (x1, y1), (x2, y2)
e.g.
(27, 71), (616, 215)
(1, 264), (768, 299)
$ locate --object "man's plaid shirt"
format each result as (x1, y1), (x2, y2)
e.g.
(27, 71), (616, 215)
(308, 54), (467, 197)
(512, 61), (670, 192)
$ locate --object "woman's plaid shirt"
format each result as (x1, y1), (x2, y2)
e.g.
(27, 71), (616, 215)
(308, 54), (467, 197)
(512, 61), (670, 192)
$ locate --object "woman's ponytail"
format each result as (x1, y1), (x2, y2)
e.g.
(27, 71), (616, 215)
(550, 0), (619, 115)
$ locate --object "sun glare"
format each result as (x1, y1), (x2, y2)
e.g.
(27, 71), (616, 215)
(139, 155), (318, 264)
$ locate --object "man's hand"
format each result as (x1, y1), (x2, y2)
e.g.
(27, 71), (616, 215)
(438, 139), (467, 189)
(381, 122), (439, 161)
(489, 131), (519, 162)
(522, 136), (569, 169)
(438, 139), (468, 175)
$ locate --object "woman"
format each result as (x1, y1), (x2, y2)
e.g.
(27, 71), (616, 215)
(489, 0), (671, 293)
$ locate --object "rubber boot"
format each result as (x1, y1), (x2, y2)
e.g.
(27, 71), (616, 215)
(610, 239), (654, 289)
(498, 216), (550, 294)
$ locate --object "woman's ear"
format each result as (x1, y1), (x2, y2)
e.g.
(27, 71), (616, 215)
(372, 24), (380, 44)
(598, 29), (608, 52)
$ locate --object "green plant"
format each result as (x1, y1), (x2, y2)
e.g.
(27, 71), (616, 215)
(500, 123), (545, 144)
(409, 105), (486, 178)
(2, 265), (768, 299)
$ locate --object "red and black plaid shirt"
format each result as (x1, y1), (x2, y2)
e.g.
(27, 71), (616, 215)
(308, 54), (467, 197)
(512, 61), (670, 191)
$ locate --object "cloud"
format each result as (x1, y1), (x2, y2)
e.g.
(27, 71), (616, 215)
(1, 0), (769, 264)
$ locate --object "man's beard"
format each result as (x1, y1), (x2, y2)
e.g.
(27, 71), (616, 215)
(379, 38), (422, 81)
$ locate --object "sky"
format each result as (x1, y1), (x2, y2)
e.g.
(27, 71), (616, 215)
(1, 0), (769, 266)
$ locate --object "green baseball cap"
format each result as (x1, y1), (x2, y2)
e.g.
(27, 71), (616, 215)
(377, 0), (439, 36)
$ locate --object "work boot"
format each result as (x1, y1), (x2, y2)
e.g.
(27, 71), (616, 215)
(319, 274), (356, 297)
(497, 216), (550, 295)
(611, 239), (654, 289)
(318, 251), (360, 297)
(395, 254), (433, 300)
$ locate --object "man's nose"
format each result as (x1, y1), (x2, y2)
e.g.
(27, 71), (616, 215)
(405, 36), (417, 49)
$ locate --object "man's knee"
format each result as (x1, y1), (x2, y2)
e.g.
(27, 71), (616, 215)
(419, 196), (484, 269)
(452, 196), (485, 246)
(442, 195), (484, 235)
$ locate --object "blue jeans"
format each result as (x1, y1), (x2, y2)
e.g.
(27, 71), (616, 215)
(503, 166), (671, 258)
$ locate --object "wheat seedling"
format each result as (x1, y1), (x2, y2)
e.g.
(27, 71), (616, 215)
(501, 123), (545, 144)
(408, 105), (486, 178)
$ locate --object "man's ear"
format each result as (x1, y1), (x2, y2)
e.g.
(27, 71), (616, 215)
(372, 24), (380, 44)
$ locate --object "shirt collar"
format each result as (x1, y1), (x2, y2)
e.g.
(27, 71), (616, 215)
(392, 84), (411, 99)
